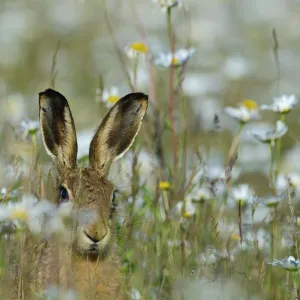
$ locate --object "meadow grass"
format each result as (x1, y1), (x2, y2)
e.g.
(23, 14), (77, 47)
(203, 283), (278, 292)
(0, 1), (300, 299)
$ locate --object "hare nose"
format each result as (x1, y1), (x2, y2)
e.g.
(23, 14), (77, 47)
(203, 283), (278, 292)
(84, 223), (107, 243)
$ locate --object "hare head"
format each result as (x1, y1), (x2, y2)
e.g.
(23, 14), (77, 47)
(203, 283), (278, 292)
(39, 88), (148, 257)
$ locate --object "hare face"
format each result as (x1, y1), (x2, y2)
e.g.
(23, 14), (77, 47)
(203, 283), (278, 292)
(56, 167), (115, 256)
(39, 88), (148, 257)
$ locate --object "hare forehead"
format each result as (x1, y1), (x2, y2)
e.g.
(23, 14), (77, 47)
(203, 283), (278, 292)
(61, 167), (114, 203)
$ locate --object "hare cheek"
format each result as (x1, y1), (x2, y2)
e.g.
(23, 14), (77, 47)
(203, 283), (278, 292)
(75, 228), (95, 252)
(97, 229), (111, 250)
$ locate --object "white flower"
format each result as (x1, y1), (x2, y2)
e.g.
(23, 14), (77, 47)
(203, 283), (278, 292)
(0, 195), (70, 237)
(251, 120), (288, 144)
(129, 288), (141, 300)
(269, 256), (300, 272)
(0, 187), (21, 200)
(176, 200), (196, 218)
(228, 184), (254, 206)
(276, 172), (300, 194)
(152, 0), (182, 12)
(204, 164), (241, 183)
(153, 48), (195, 68)
(186, 186), (212, 202)
(7, 195), (38, 221)
(261, 95), (297, 114)
(224, 99), (259, 124)
(19, 119), (39, 138)
(124, 42), (148, 59)
(28, 200), (64, 236)
(263, 194), (284, 208)
(97, 86), (120, 108)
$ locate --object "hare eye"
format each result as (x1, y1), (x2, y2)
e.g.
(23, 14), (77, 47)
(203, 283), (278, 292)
(60, 187), (69, 202)
(112, 190), (117, 203)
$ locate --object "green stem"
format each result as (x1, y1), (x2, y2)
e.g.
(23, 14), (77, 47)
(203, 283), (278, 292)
(269, 143), (275, 189)
(275, 114), (285, 180)
(167, 7), (178, 178)
(133, 54), (139, 92)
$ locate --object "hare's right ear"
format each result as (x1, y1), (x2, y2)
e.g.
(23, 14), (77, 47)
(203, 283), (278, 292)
(39, 89), (78, 170)
(89, 92), (148, 176)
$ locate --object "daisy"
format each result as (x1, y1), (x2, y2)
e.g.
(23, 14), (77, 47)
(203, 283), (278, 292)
(98, 86), (120, 108)
(186, 186), (212, 203)
(269, 256), (300, 272)
(251, 120), (287, 145)
(176, 200), (196, 218)
(124, 42), (148, 59)
(152, 0), (183, 12)
(228, 184), (254, 207)
(19, 119), (39, 138)
(224, 99), (259, 124)
(153, 48), (195, 68)
(261, 95), (297, 114)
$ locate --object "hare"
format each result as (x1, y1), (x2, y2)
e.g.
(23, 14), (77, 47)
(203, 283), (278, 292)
(32, 88), (148, 299)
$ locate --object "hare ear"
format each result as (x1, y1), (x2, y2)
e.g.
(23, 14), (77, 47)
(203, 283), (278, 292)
(39, 89), (78, 171)
(89, 92), (148, 176)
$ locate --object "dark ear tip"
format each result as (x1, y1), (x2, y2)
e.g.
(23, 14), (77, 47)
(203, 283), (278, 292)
(122, 92), (148, 103)
(39, 89), (68, 108)
(39, 88), (56, 98)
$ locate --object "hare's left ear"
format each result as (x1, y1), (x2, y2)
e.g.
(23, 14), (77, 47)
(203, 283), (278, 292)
(39, 88), (78, 171)
(89, 92), (148, 176)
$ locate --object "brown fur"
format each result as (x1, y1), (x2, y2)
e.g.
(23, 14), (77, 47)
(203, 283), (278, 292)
(6, 89), (148, 299)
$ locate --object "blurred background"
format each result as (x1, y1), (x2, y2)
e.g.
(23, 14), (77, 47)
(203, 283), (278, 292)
(0, 0), (300, 173)
(1, 1), (300, 299)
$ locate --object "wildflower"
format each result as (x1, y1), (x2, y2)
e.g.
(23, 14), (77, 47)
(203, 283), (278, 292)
(224, 99), (259, 124)
(129, 288), (141, 300)
(125, 42), (148, 59)
(153, 48), (195, 68)
(0, 195), (70, 237)
(269, 256), (300, 272)
(98, 86), (120, 108)
(18, 119), (39, 139)
(228, 184), (254, 207)
(186, 186), (212, 203)
(7, 195), (37, 222)
(0, 187), (20, 200)
(251, 120), (288, 145)
(159, 181), (171, 190)
(263, 194), (284, 208)
(153, 0), (182, 12)
(176, 200), (196, 218)
(261, 95), (297, 114)
(276, 172), (300, 194)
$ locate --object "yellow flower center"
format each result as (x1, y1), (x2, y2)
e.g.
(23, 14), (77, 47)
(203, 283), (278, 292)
(231, 234), (241, 241)
(130, 42), (148, 53)
(107, 95), (120, 104)
(171, 57), (179, 65)
(159, 181), (171, 190)
(183, 211), (192, 218)
(10, 209), (28, 221)
(241, 99), (258, 110)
